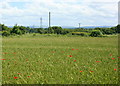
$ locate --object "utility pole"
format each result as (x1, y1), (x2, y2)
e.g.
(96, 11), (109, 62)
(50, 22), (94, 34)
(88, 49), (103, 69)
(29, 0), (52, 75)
(49, 12), (51, 28)
(40, 17), (42, 28)
(79, 23), (81, 29)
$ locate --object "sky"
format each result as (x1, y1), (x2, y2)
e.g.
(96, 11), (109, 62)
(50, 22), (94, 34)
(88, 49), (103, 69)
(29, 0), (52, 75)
(0, 0), (119, 27)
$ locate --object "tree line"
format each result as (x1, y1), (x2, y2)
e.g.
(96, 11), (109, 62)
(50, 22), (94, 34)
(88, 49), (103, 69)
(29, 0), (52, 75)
(0, 24), (120, 37)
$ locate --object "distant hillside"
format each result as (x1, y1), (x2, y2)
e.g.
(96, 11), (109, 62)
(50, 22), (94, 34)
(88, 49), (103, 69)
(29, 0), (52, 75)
(62, 26), (115, 29)
(7, 25), (115, 29)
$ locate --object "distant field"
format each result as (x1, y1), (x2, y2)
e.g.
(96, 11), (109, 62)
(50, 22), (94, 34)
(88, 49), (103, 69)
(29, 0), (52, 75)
(2, 34), (118, 84)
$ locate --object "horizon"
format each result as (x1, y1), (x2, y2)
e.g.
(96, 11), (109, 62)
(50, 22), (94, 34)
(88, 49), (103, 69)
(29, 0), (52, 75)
(0, 0), (119, 26)
(6, 24), (115, 29)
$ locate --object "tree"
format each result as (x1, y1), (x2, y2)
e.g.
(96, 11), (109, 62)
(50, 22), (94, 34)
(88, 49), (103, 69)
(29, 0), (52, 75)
(90, 30), (103, 37)
(51, 26), (62, 34)
(37, 28), (44, 34)
(2, 31), (10, 37)
(0, 24), (9, 31)
(48, 27), (54, 34)
(11, 25), (22, 35)
(61, 29), (70, 35)
(95, 27), (115, 35)
(116, 25), (120, 33)
(19, 26), (27, 34)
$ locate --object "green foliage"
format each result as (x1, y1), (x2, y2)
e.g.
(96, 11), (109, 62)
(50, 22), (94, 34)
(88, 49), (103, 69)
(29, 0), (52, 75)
(61, 29), (70, 35)
(11, 25), (22, 35)
(0, 24), (119, 37)
(2, 36), (118, 84)
(48, 27), (54, 34)
(51, 26), (62, 34)
(19, 26), (27, 34)
(72, 32), (89, 36)
(95, 27), (117, 35)
(33, 33), (36, 36)
(90, 30), (103, 37)
(37, 28), (44, 34)
(116, 24), (120, 33)
(74, 28), (90, 33)
(10, 25), (30, 35)
(0, 24), (8, 31)
(2, 31), (10, 36)
(110, 27), (117, 34)
(0, 24), (12, 32)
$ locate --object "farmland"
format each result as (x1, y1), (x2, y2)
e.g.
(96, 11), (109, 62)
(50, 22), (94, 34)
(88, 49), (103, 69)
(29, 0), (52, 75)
(1, 34), (118, 84)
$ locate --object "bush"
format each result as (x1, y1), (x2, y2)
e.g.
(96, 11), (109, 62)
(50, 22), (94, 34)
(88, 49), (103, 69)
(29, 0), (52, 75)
(51, 26), (62, 34)
(37, 28), (44, 34)
(72, 32), (89, 36)
(2, 31), (10, 37)
(33, 33), (36, 36)
(95, 27), (116, 35)
(90, 30), (103, 37)
(116, 25), (120, 33)
(61, 29), (70, 35)
(48, 27), (54, 34)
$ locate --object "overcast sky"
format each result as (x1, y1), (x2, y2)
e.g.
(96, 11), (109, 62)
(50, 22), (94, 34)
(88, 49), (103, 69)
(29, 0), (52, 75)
(0, 0), (119, 27)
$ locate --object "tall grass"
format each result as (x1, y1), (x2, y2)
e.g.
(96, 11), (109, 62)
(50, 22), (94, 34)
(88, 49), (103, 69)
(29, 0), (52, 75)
(2, 35), (118, 84)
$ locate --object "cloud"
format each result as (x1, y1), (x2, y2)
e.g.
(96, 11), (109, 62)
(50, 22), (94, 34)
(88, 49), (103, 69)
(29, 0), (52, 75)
(0, 0), (118, 26)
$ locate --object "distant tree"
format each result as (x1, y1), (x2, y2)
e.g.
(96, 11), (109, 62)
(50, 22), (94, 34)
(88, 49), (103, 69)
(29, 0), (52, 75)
(51, 26), (62, 34)
(37, 28), (44, 34)
(48, 27), (54, 34)
(90, 30), (103, 37)
(116, 25), (120, 33)
(26, 27), (31, 33)
(0, 24), (9, 31)
(19, 26), (27, 34)
(95, 27), (115, 35)
(2, 31), (10, 37)
(11, 25), (22, 35)
(110, 27), (117, 34)
(61, 29), (70, 35)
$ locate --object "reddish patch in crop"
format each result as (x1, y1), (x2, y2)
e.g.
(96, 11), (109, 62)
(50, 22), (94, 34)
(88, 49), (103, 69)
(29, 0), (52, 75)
(52, 51), (55, 53)
(74, 60), (76, 62)
(72, 49), (74, 50)
(96, 61), (101, 62)
(0, 59), (6, 60)
(110, 54), (112, 56)
(14, 77), (18, 79)
(118, 57), (120, 58)
(76, 49), (79, 50)
(112, 58), (115, 60)
(69, 55), (73, 57)
(13, 52), (16, 54)
(79, 71), (83, 72)
(90, 71), (94, 72)
(26, 59), (28, 61)
(3, 52), (7, 54)
(27, 76), (30, 77)
(114, 69), (117, 71)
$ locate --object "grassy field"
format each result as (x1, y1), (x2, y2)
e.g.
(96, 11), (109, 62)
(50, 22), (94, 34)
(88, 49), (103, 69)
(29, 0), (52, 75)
(1, 34), (118, 84)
